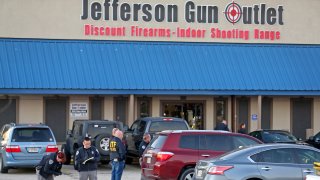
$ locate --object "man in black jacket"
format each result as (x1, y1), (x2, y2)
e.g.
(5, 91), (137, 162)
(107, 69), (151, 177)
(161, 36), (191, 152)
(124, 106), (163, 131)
(37, 151), (65, 180)
(214, 119), (230, 131)
(75, 137), (100, 180)
(109, 130), (126, 180)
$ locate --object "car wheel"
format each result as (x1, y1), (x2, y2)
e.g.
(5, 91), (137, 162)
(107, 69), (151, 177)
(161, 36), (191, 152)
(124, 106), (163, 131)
(73, 151), (78, 170)
(179, 168), (194, 180)
(95, 134), (111, 156)
(0, 156), (8, 173)
(61, 144), (71, 165)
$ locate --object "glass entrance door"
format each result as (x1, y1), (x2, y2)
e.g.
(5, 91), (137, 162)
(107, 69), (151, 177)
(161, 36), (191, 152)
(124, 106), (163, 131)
(161, 102), (204, 129)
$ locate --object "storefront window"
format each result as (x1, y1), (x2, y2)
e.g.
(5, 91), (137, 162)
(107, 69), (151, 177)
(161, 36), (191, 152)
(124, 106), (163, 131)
(138, 97), (151, 118)
(215, 98), (227, 123)
(162, 102), (204, 130)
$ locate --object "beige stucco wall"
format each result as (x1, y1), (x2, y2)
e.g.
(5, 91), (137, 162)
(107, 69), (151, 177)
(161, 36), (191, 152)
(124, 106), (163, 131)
(19, 95), (43, 124)
(205, 97), (214, 130)
(250, 97), (258, 132)
(13, 95), (320, 134)
(0, 0), (319, 44)
(313, 98), (320, 135)
(272, 97), (290, 131)
(151, 96), (160, 117)
(103, 96), (114, 120)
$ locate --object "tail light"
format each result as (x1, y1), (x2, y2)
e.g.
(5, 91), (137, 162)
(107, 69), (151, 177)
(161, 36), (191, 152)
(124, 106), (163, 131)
(5, 145), (21, 153)
(46, 145), (59, 152)
(156, 152), (174, 162)
(207, 166), (233, 175)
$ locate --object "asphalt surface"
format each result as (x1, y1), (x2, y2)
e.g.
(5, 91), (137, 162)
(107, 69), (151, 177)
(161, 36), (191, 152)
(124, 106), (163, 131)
(1, 163), (141, 180)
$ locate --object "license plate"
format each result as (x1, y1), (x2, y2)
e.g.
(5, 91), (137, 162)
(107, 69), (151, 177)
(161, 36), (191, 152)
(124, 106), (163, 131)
(147, 157), (151, 164)
(27, 147), (39, 153)
(196, 170), (203, 177)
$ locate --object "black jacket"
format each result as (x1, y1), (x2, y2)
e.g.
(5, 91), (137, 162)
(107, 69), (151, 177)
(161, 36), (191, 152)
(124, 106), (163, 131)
(38, 153), (62, 178)
(109, 136), (126, 161)
(75, 146), (100, 172)
(138, 141), (149, 157)
(238, 128), (247, 134)
(214, 122), (229, 131)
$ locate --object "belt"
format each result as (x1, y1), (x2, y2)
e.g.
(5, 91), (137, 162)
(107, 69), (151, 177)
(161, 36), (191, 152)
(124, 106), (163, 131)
(113, 158), (124, 162)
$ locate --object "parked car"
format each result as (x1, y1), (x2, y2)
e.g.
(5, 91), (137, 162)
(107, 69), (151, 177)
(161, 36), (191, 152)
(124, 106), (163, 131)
(194, 143), (320, 180)
(140, 130), (262, 180)
(307, 131), (320, 149)
(249, 129), (306, 144)
(124, 117), (190, 163)
(61, 119), (123, 165)
(0, 123), (58, 173)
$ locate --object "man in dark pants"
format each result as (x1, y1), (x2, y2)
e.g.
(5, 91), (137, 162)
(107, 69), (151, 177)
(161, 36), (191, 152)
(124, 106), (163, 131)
(75, 137), (100, 180)
(37, 151), (66, 180)
(109, 130), (126, 180)
(138, 133), (151, 165)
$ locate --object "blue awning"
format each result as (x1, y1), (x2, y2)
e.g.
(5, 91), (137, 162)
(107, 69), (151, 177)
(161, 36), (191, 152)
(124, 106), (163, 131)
(0, 39), (320, 95)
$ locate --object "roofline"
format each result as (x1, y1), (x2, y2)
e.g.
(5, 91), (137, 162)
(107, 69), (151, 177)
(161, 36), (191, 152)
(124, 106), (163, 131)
(1, 89), (320, 96)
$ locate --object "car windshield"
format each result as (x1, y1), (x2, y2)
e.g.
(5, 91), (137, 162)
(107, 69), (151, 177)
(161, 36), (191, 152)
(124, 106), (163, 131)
(11, 128), (54, 142)
(262, 131), (297, 143)
(149, 121), (188, 133)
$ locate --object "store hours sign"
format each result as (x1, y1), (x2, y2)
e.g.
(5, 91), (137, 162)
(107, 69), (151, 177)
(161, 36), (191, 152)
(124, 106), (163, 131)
(70, 103), (88, 117)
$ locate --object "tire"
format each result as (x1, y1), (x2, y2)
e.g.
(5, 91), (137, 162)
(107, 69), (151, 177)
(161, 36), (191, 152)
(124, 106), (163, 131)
(0, 156), (8, 173)
(73, 151), (78, 170)
(94, 134), (111, 156)
(61, 144), (71, 165)
(179, 168), (194, 180)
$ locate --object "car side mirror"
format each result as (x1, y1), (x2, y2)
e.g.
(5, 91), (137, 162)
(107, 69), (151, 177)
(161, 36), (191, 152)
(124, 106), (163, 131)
(297, 138), (302, 141)
(315, 137), (320, 142)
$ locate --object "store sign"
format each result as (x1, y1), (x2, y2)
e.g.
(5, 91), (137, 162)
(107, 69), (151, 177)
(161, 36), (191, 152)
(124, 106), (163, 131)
(81, 0), (283, 41)
(1, 0), (319, 44)
(70, 103), (88, 117)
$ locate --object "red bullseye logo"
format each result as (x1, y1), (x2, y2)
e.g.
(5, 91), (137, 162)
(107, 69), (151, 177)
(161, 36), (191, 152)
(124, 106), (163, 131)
(224, 1), (242, 24)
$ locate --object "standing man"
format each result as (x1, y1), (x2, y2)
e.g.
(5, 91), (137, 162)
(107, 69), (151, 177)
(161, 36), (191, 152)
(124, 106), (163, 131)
(214, 119), (230, 131)
(75, 137), (100, 180)
(109, 130), (126, 180)
(36, 151), (66, 180)
(138, 133), (151, 166)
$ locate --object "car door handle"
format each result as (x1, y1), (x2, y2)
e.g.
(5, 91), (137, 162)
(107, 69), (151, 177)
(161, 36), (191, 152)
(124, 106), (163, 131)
(261, 167), (272, 171)
(303, 169), (314, 173)
(201, 154), (210, 157)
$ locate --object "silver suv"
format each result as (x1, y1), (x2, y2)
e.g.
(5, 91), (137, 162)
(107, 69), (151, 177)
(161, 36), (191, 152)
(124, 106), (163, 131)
(0, 123), (58, 173)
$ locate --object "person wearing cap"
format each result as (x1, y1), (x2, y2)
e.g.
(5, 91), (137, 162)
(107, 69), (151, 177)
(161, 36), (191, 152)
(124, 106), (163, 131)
(36, 151), (66, 180)
(75, 137), (100, 180)
(109, 130), (126, 180)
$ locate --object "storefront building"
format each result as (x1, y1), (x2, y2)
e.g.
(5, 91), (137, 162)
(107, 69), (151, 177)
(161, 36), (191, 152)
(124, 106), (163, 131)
(0, 0), (320, 142)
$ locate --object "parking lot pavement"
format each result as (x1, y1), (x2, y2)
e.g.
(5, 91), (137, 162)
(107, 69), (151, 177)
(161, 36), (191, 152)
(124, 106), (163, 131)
(1, 163), (141, 180)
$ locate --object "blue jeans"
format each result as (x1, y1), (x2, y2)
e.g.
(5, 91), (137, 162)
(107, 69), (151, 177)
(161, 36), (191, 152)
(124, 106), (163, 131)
(111, 160), (125, 180)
